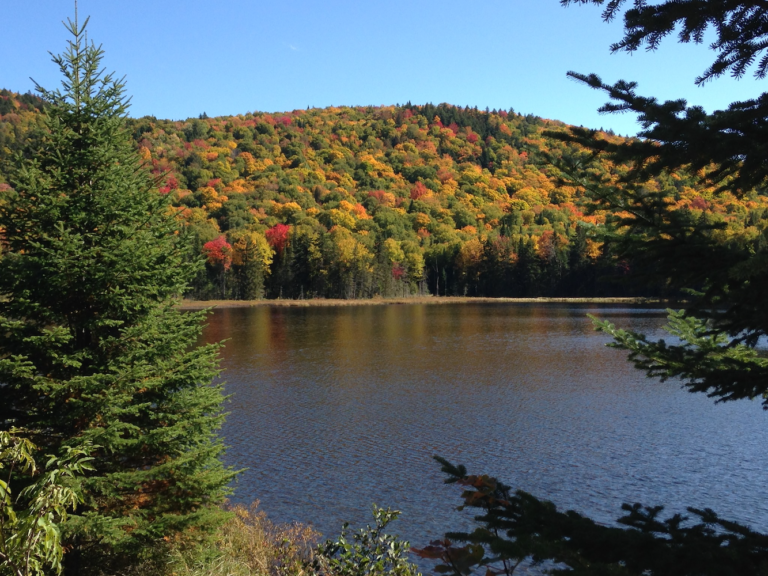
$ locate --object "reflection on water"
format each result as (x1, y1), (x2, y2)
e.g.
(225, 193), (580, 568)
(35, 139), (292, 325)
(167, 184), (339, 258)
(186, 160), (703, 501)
(202, 303), (768, 557)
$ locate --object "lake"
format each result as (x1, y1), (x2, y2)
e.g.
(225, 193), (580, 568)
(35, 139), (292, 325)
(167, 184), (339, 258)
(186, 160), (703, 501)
(201, 303), (768, 562)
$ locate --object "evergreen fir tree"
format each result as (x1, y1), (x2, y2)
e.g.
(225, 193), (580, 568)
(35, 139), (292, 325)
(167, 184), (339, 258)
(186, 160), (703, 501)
(0, 16), (234, 572)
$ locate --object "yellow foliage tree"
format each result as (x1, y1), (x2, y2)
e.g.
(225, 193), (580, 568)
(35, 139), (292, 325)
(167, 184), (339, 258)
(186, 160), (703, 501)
(229, 230), (274, 299)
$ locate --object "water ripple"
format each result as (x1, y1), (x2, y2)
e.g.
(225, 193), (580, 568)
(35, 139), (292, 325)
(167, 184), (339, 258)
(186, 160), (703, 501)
(202, 303), (768, 573)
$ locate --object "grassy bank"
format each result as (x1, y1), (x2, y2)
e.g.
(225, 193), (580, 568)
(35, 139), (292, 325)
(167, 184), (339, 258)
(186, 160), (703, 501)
(118, 504), (318, 576)
(180, 295), (673, 310)
(118, 503), (417, 576)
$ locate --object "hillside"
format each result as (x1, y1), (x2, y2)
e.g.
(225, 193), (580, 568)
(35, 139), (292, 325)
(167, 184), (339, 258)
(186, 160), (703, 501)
(2, 90), (760, 300)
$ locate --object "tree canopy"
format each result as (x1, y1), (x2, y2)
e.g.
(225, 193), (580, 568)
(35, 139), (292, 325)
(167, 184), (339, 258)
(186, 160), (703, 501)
(3, 89), (763, 301)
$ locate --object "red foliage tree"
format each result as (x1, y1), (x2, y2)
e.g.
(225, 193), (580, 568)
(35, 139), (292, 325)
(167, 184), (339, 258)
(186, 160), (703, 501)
(203, 235), (233, 270)
(410, 181), (429, 201)
(689, 196), (710, 211)
(158, 175), (179, 194)
(368, 190), (389, 204)
(266, 223), (291, 256)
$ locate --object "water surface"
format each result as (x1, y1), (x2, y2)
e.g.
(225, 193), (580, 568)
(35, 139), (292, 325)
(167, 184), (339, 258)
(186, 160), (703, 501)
(202, 303), (768, 555)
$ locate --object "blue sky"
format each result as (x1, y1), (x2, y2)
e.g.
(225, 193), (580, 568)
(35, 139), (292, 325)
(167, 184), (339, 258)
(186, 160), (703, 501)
(3, 0), (761, 136)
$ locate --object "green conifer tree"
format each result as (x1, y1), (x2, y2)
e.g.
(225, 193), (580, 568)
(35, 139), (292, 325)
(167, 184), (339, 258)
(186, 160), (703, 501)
(0, 15), (234, 573)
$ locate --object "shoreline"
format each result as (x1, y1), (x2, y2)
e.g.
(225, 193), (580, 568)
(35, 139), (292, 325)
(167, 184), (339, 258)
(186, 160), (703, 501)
(179, 296), (675, 310)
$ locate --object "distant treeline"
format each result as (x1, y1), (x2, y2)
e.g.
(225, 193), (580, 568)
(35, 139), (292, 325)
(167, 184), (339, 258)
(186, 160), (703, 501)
(2, 89), (763, 300)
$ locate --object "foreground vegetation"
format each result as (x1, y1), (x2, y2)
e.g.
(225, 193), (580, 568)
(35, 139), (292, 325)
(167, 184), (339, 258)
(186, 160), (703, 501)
(62, 502), (416, 576)
(166, 504), (318, 576)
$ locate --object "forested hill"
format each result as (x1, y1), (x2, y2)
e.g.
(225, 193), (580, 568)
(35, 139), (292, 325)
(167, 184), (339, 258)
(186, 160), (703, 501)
(1, 89), (759, 300)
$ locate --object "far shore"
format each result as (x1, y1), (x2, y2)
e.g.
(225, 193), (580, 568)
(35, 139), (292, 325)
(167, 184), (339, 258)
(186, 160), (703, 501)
(179, 295), (676, 310)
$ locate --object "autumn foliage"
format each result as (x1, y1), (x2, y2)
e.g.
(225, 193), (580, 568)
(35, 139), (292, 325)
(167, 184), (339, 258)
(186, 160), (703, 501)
(203, 235), (233, 270)
(2, 92), (765, 300)
(265, 223), (291, 255)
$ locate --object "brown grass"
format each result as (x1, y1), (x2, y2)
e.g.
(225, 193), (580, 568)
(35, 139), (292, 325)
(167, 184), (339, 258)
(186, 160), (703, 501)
(169, 503), (319, 576)
(179, 295), (672, 310)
